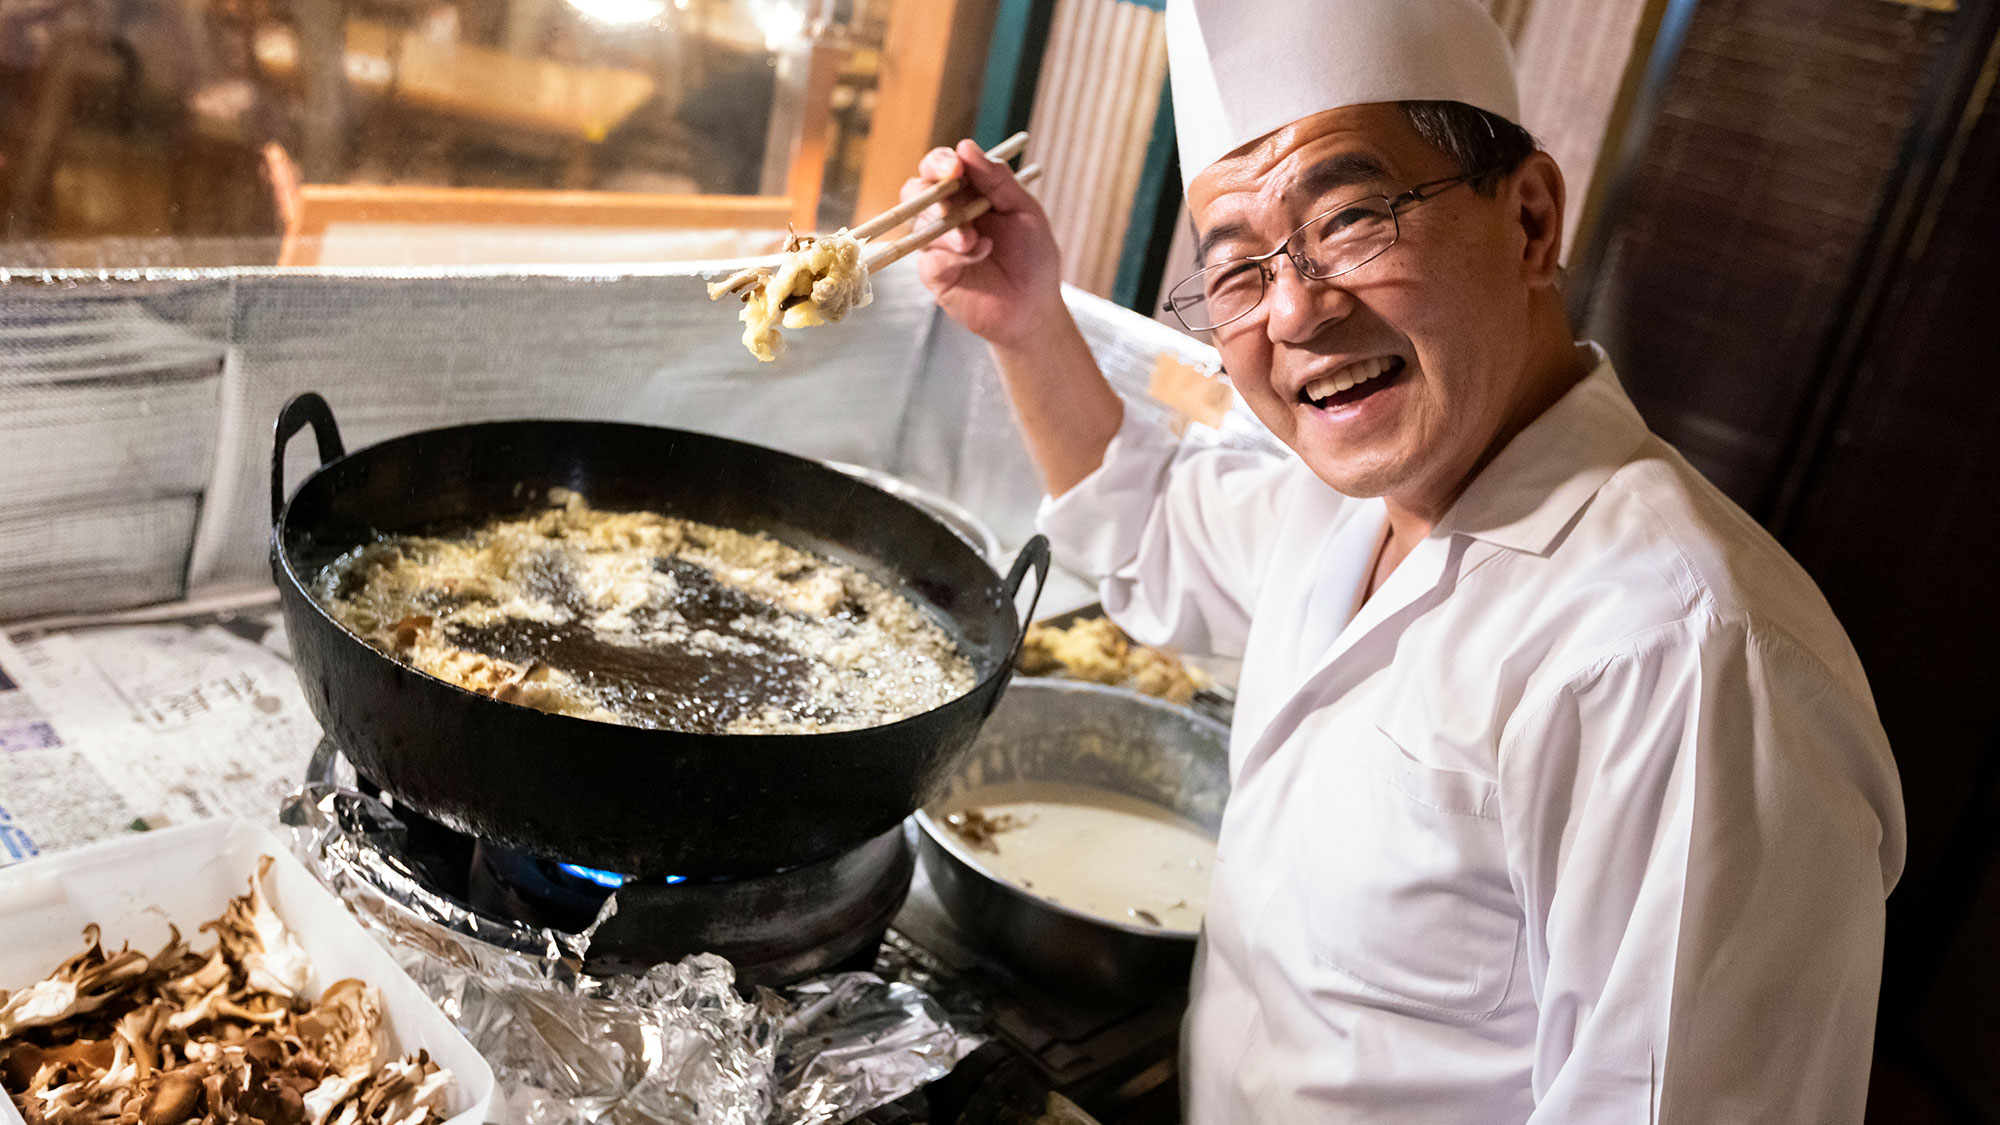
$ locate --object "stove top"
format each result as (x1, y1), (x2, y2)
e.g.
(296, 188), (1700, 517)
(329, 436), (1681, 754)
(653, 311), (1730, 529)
(471, 828), (912, 981)
(304, 737), (909, 985)
(305, 737), (1185, 1124)
(880, 866), (1184, 1125)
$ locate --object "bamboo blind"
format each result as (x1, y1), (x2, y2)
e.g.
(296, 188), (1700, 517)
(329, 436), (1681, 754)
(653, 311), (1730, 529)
(1023, 0), (1170, 298)
(1507, 0), (1664, 258)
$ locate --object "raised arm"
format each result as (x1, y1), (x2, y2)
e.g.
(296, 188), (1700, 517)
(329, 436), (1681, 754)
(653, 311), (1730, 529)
(902, 139), (1124, 497)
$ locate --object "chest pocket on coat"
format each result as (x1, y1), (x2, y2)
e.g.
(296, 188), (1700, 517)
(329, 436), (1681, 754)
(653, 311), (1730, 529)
(1294, 724), (1522, 1020)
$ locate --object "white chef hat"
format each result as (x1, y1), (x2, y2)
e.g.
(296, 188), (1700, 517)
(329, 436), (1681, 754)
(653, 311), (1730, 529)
(1165, 0), (1521, 188)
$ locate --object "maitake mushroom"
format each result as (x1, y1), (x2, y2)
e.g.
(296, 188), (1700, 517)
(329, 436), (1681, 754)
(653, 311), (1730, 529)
(204, 858), (313, 1001)
(0, 925), (152, 1039)
(1, 857), (453, 1125)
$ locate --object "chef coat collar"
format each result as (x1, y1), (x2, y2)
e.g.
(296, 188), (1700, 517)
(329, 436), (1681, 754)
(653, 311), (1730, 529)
(1433, 344), (1648, 556)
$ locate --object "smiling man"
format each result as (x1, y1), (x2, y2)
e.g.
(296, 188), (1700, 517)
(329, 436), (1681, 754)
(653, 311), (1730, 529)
(904, 0), (1906, 1120)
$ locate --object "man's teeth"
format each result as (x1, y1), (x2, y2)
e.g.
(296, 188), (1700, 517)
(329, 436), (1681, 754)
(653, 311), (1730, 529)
(1304, 357), (1396, 403)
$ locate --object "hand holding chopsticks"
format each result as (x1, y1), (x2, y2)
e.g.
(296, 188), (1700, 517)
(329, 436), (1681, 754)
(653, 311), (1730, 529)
(711, 131), (1039, 299)
(863, 162), (1043, 272)
(709, 132), (1045, 361)
(849, 130), (1030, 241)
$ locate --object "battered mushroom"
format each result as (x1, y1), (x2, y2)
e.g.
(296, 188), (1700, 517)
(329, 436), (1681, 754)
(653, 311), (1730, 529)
(312, 492), (976, 735)
(1016, 616), (1203, 705)
(709, 229), (872, 362)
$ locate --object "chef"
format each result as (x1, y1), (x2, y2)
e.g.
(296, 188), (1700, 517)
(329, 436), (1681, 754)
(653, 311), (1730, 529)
(903, 0), (1906, 1120)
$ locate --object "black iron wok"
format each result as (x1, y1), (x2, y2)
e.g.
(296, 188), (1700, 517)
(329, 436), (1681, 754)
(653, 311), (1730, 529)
(270, 393), (1047, 878)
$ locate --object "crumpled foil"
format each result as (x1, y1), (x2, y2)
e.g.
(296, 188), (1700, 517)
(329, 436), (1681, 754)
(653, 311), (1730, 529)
(772, 976), (972, 1125)
(280, 784), (979, 1124)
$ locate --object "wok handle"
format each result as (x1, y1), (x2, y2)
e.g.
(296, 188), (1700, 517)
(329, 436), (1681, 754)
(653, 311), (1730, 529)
(271, 392), (347, 523)
(1003, 535), (1052, 635)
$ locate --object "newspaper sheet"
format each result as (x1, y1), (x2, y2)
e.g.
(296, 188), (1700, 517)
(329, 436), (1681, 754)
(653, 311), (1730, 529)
(0, 604), (320, 865)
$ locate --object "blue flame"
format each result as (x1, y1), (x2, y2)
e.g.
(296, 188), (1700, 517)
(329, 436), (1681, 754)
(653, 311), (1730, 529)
(556, 864), (687, 888)
(557, 863), (630, 888)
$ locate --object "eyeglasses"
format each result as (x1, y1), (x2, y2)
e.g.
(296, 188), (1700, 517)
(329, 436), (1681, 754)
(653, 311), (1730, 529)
(1162, 170), (1486, 333)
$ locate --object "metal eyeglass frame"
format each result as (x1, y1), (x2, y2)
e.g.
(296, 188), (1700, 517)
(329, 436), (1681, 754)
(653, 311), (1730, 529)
(1162, 169), (1489, 333)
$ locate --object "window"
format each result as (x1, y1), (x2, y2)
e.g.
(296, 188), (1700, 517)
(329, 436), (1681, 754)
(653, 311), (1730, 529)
(0, 0), (898, 267)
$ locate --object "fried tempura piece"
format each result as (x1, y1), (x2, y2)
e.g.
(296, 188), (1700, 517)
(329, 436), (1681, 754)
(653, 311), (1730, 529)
(1017, 616), (1201, 704)
(710, 230), (872, 362)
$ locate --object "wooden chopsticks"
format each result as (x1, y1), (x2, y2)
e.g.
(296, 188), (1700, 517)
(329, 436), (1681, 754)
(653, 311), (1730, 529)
(710, 131), (1036, 299)
(848, 130), (1030, 241)
(861, 163), (1042, 272)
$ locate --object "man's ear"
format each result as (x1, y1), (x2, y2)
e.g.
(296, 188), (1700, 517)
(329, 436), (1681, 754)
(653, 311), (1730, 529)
(1510, 151), (1566, 289)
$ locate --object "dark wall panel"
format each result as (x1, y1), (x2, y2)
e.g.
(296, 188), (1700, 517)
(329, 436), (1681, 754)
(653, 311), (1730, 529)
(1779, 56), (2000, 1112)
(1584, 0), (2000, 1115)
(1587, 0), (1950, 508)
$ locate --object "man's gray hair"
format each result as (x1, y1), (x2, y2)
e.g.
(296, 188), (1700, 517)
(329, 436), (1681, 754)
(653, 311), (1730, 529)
(1399, 101), (1541, 194)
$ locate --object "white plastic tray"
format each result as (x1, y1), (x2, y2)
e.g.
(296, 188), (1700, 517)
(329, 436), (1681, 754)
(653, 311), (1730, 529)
(0, 819), (494, 1125)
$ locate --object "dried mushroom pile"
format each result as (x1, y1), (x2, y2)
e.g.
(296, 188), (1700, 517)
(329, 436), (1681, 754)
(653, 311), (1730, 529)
(0, 858), (451, 1125)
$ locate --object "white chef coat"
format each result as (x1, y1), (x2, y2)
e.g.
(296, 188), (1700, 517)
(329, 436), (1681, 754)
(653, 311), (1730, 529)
(1037, 349), (1906, 1123)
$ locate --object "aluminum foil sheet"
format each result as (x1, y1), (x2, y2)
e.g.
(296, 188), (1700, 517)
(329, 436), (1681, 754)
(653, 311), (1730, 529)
(772, 976), (975, 1125)
(281, 784), (979, 1124)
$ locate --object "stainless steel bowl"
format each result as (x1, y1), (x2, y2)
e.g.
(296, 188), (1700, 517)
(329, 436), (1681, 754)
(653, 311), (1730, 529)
(824, 461), (1005, 570)
(913, 679), (1230, 998)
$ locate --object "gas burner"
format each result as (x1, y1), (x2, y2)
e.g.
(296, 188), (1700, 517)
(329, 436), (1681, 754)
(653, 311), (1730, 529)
(303, 739), (1185, 1120)
(306, 737), (912, 986)
(467, 845), (676, 929)
(469, 828), (913, 981)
